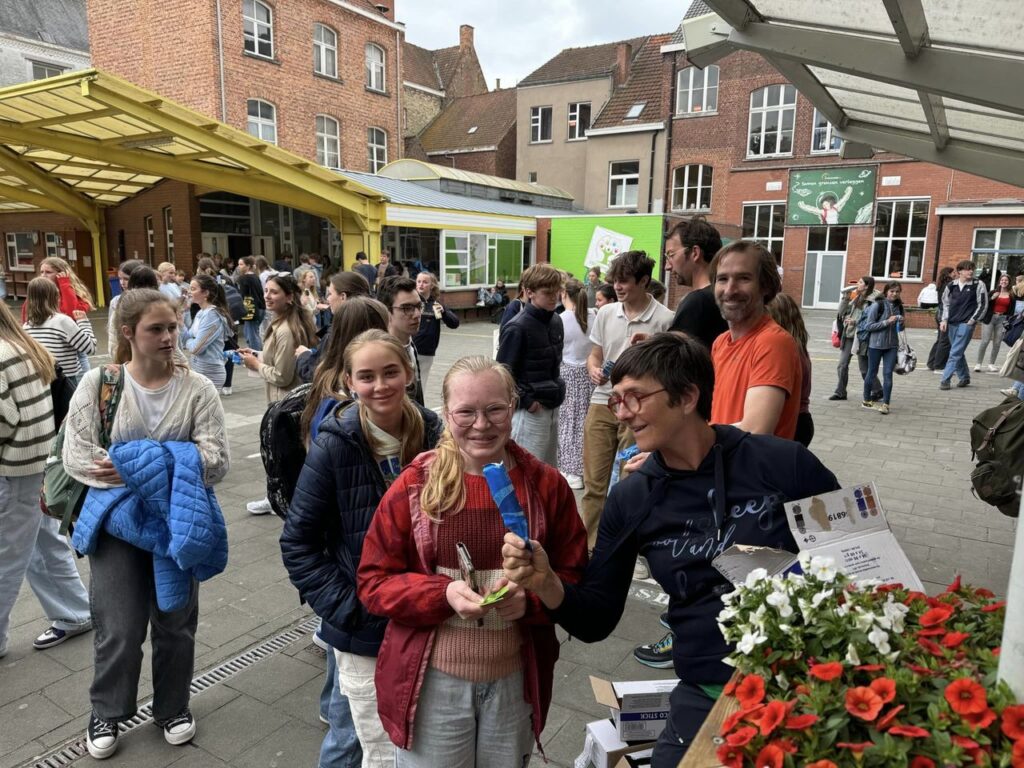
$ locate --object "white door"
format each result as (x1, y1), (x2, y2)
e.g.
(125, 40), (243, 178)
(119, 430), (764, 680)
(802, 251), (847, 309)
(202, 233), (229, 258)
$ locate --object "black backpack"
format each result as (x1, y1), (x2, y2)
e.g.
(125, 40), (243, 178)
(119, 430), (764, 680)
(223, 282), (245, 323)
(50, 364), (77, 430)
(969, 397), (1024, 517)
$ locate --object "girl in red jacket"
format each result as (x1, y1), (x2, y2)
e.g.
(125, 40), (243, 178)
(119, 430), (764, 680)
(357, 356), (587, 768)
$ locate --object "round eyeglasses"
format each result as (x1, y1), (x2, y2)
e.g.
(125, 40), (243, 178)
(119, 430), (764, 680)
(606, 388), (666, 416)
(446, 403), (514, 428)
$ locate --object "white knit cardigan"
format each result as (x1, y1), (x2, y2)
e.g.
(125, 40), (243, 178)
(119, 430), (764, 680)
(0, 340), (55, 477)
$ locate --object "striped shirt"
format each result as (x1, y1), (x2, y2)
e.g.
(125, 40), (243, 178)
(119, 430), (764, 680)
(0, 340), (56, 476)
(24, 314), (96, 378)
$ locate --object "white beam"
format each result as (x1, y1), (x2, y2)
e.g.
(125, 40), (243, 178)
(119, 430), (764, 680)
(881, 0), (930, 58)
(997, 492), (1024, 700)
(918, 91), (949, 150)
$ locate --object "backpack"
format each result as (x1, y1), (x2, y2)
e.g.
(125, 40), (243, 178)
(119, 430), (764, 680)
(223, 282), (245, 323)
(50, 364), (77, 431)
(856, 301), (879, 342)
(969, 397), (1024, 518)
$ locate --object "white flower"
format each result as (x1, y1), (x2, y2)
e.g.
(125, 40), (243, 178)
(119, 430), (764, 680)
(867, 626), (891, 655)
(811, 589), (833, 608)
(745, 568), (769, 589)
(845, 643), (861, 665)
(775, 671), (789, 689)
(798, 551), (813, 571)
(836, 603), (851, 617)
(854, 608), (876, 632)
(721, 589), (740, 606)
(717, 606), (737, 624)
(736, 629), (768, 655)
(809, 556), (837, 583)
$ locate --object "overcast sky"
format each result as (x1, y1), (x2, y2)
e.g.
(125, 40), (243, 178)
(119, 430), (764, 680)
(397, 2), (691, 90)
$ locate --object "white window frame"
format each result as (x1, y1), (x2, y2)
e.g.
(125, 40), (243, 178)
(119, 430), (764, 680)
(972, 228), (1024, 289)
(530, 106), (552, 143)
(742, 202), (787, 265)
(441, 230), (525, 290)
(368, 127), (388, 173)
(747, 84), (796, 158)
(608, 160), (640, 209)
(316, 115), (341, 169)
(163, 207), (175, 263)
(243, 0), (274, 59)
(365, 43), (386, 92)
(811, 108), (841, 154)
(246, 98), (277, 144)
(44, 232), (60, 259)
(30, 60), (66, 80)
(144, 215), (155, 261)
(871, 198), (930, 281)
(5, 232), (34, 271)
(676, 65), (719, 115)
(313, 23), (338, 78)
(671, 164), (713, 212)
(567, 101), (591, 141)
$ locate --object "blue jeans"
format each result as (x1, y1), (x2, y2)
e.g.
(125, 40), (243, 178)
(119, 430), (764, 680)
(320, 646), (362, 768)
(942, 322), (974, 383)
(243, 313), (264, 351)
(1012, 381), (1024, 400)
(864, 347), (898, 404)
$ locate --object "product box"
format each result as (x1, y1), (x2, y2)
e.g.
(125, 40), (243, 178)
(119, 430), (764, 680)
(614, 749), (653, 768)
(590, 677), (676, 741)
(574, 718), (655, 768)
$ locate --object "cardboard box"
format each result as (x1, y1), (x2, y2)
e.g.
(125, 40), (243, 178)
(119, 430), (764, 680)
(590, 677), (676, 741)
(575, 719), (655, 768)
(614, 748), (653, 768)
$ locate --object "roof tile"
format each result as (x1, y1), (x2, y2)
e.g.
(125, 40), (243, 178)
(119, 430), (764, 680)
(591, 34), (673, 129)
(518, 37), (646, 87)
(402, 41), (441, 89)
(417, 89), (517, 153)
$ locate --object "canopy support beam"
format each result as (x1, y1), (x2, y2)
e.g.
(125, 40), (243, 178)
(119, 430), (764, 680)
(881, 0), (930, 58)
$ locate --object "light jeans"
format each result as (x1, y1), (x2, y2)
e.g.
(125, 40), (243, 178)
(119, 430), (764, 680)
(418, 355), (435, 389)
(510, 406), (558, 467)
(321, 646), (362, 768)
(0, 474), (48, 646)
(336, 650), (395, 768)
(27, 516), (91, 631)
(942, 322), (974, 384)
(396, 667), (533, 768)
(978, 317), (1007, 365)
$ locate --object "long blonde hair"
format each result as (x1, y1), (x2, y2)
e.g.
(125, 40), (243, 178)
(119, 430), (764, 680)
(41, 256), (95, 310)
(343, 330), (425, 467)
(0, 300), (55, 384)
(420, 356), (518, 522)
(113, 288), (179, 368)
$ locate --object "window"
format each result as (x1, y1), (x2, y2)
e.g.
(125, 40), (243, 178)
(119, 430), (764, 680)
(530, 106), (552, 143)
(676, 65), (719, 115)
(608, 161), (640, 208)
(163, 207), (175, 263)
(625, 102), (646, 120)
(811, 109), (842, 154)
(144, 216), (155, 261)
(31, 61), (65, 80)
(44, 233), (60, 259)
(742, 203), (786, 265)
(365, 43), (385, 92)
(671, 164), (713, 211)
(316, 115), (340, 169)
(243, 0), (273, 58)
(567, 102), (591, 140)
(871, 199), (929, 279)
(5, 233), (34, 270)
(246, 99), (277, 144)
(972, 228), (1024, 288)
(442, 231), (524, 289)
(807, 226), (849, 253)
(528, 171), (538, 183)
(747, 84), (796, 157)
(313, 24), (338, 78)
(368, 127), (387, 173)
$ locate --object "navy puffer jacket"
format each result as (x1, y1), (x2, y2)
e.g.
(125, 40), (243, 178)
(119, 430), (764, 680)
(280, 401), (442, 655)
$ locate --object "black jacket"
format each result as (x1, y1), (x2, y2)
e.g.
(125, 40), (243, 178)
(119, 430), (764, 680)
(551, 425), (839, 685)
(280, 402), (442, 655)
(237, 273), (265, 311)
(412, 296), (459, 357)
(496, 302), (565, 410)
(296, 322), (332, 383)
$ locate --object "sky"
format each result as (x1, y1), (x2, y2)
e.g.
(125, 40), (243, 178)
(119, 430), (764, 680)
(396, 2), (691, 90)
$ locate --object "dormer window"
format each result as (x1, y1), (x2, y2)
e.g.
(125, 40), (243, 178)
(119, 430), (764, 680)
(625, 102), (645, 120)
(467, 126), (478, 134)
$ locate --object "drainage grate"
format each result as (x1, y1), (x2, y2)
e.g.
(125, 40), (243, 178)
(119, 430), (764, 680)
(24, 614), (319, 768)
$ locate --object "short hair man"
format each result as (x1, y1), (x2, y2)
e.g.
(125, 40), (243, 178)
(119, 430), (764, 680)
(353, 251), (378, 292)
(502, 332), (839, 768)
(377, 275), (424, 404)
(709, 241), (802, 439)
(581, 251), (674, 548)
(377, 249), (399, 282)
(666, 217), (727, 349)
(496, 264), (566, 465)
(939, 259), (988, 390)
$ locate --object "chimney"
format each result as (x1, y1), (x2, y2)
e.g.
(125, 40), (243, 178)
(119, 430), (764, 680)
(460, 24), (474, 51)
(614, 42), (633, 87)
(496, 77), (501, 89)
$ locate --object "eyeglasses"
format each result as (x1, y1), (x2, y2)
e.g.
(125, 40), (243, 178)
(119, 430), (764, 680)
(393, 302), (425, 317)
(607, 388), (666, 416)
(446, 403), (513, 428)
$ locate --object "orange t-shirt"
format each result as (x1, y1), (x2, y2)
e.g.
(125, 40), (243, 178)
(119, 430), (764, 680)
(710, 315), (802, 440)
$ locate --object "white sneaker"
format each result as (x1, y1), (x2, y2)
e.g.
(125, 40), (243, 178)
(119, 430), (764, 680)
(987, 365), (999, 373)
(562, 473), (584, 490)
(220, 386), (233, 396)
(247, 498), (273, 515)
(973, 363), (981, 372)
(633, 558), (650, 580)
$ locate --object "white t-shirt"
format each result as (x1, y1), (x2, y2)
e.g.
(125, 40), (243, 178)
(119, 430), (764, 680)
(366, 419), (402, 485)
(561, 310), (594, 367)
(123, 367), (182, 434)
(589, 297), (674, 404)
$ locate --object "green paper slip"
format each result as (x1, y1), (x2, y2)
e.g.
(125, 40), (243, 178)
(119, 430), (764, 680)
(480, 585), (510, 606)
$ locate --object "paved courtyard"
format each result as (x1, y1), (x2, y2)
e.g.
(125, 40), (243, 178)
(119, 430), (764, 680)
(2, 309), (1017, 768)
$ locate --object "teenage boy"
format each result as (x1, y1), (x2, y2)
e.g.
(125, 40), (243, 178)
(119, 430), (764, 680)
(502, 332), (839, 768)
(939, 259), (988, 390)
(354, 252), (377, 293)
(377, 275), (425, 405)
(582, 251), (673, 549)
(496, 264), (565, 465)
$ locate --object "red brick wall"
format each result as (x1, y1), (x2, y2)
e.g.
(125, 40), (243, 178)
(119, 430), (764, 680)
(0, 212), (94, 299)
(102, 180), (202, 274)
(494, 126), (517, 181)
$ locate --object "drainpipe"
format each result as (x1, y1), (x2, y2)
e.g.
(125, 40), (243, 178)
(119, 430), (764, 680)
(215, 0), (228, 122)
(931, 212), (944, 283)
(646, 129), (658, 214)
(395, 28), (402, 159)
(663, 54), (678, 220)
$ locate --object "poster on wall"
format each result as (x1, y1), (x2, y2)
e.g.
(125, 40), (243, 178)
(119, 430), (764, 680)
(549, 215), (665, 281)
(786, 166), (877, 226)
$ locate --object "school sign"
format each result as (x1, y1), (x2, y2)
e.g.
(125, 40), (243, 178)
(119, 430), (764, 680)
(786, 166), (877, 226)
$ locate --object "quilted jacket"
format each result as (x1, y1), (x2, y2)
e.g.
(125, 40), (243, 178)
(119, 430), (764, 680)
(280, 401), (442, 655)
(71, 440), (228, 612)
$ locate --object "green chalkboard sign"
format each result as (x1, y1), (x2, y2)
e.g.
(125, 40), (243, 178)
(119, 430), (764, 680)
(787, 166), (877, 226)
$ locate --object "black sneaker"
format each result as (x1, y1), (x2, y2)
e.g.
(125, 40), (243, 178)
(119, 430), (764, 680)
(826, 393), (847, 401)
(939, 380), (951, 390)
(161, 710), (197, 746)
(87, 713), (119, 759)
(659, 612), (670, 630)
(956, 378), (971, 388)
(633, 631), (674, 669)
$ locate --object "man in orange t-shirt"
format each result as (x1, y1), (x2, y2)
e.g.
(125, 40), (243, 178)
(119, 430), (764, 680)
(709, 241), (801, 439)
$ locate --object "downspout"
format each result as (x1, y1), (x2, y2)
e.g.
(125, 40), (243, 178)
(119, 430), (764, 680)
(215, 0), (228, 122)
(646, 129), (658, 214)
(663, 54), (678, 221)
(395, 28), (403, 159)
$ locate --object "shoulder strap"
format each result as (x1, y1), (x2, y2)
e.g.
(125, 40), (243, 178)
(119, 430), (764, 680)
(97, 364), (124, 449)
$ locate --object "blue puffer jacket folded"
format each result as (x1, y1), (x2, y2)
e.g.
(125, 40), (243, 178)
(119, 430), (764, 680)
(71, 440), (228, 611)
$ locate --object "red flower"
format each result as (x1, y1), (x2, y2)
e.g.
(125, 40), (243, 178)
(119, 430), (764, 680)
(1000, 704), (1024, 740)
(961, 707), (996, 730)
(951, 735), (980, 749)
(855, 664), (886, 673)
(805, 762), (838, 768)
(909, 757), (936, 768)
(715, 743), (743, 768)
(945, 678), (988, 715)
(945, 575), (962, 593)
(974, 587), (995, 599)
(888, 725), (931, 738)
(754, 744), (785, 768)
(919, 604), (954, 627)
(904, 591), (928, 605)
(773, 738), (797, 754)
(1012, 740), (1024, 766)
(869, 677), (896, 704)
(876, 705), (906, 730)
(784, 714), (818, 731)
(736, 674), (766, 709)
(808, 662), (844, 681)
(845, 687), (884, 721)
(908, 664), (934, 676)
(942, 632), (970, 648)
(918, 636), (945, 657)
(917, 627), (946, 637)
(981, 601), (1006, 612)
(836, 742), (874, 753)
(725, 725), (757, 747)
(723, 677), (739, 696)
(758, 700), (788, 736)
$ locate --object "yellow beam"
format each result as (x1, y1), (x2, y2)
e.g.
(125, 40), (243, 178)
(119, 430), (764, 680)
(21, 107), (122, 129)
(91, 214), (107, 308)
(0, 145), (99, 223)
(0, 185), (80, 218)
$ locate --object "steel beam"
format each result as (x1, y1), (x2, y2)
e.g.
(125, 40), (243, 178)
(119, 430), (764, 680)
(706, 0), (761, 29)
(769, 59), (847, 129)
(0, 145), (99, 223)
(881, 0), (930, 58)
(918, 91), (949, 150)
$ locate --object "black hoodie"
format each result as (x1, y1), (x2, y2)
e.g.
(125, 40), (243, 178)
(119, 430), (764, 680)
(551, 425), (839, 685)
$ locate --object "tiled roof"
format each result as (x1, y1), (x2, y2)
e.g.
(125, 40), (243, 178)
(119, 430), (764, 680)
(518, 37), (646, 87)
(417, 89), (516, 153)
(591, 34), (673, 129)
(685, 0), (714, 19)
(0, 0), (88, 52)
(403, 41), (441, 89)
(433, 46), (463, 89)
